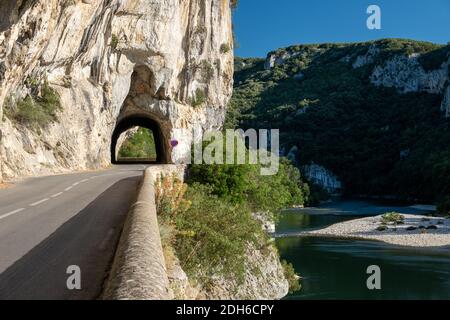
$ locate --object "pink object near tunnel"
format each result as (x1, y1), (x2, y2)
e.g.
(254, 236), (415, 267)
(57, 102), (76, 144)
(170, 140), (179, 148)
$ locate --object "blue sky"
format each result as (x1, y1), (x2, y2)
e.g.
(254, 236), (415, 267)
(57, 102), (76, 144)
(233, 0), (450, 57)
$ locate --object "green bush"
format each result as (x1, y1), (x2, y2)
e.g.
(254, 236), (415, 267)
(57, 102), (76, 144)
(281, 260), (301, 294)
(220, 43), (231, 54)
(159, 182), (262, 285)
(157, 136), (305, 289)
(381, 212), (405, 224)
(155, 174), (258, 285)
(188, 136), (309, 216)
(4, 81), (61, 130)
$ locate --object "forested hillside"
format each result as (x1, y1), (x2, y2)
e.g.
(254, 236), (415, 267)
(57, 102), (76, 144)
(227, 39), (450, 206)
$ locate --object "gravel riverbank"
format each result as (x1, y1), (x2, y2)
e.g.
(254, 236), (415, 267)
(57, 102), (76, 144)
(279, 214), (450, 247)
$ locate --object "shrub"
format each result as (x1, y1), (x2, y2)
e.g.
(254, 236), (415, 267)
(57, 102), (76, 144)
(156, 179), (262, 285)
(111, 34), (119, 50)
(4, 81), (61, 130)
(220, 43), (231, 54)
(381, 212), (405, 224)
(281, 260), (301, 294)
(190, 89), (207, 108)
(188, 136), (309, 216)
(155, 174), (188, 270)
(419, 45), (450, 71)
(199, 60), (214, 82)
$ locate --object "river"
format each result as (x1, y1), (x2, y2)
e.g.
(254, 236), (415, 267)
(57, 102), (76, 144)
(276, 200), (450, 299)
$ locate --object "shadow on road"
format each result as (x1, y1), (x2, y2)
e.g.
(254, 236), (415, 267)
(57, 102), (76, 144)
(0, 176), (140, 300)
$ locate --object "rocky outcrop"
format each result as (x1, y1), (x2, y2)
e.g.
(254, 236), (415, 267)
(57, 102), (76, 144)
(264, 49), (303, 70)
(352, 45), (379, 68)
(370, 54), (449, 94)
(115, 126), (138, 159)
(0, 0), (234, 181)
(202, 243), (289, 300)
(168, 242), (289, 300)
(303, 163), (342, 194)
(441, 84), (450, 117)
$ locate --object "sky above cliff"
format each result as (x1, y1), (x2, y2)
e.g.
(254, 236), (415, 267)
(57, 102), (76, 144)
(233, 0), (450, 57)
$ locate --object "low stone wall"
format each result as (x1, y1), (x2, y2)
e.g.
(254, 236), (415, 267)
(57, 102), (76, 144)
(102, 165), (185, 300)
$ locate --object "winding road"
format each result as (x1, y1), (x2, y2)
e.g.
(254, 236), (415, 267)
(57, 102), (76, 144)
(0, 165), (146, 300)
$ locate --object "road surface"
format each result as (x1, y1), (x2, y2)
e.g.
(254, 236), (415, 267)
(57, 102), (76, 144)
(0, 165), (146, 300)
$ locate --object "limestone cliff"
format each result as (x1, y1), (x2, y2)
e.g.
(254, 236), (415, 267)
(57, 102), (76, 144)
(0, 0), (234, 181)
(167, 243), (289, 300)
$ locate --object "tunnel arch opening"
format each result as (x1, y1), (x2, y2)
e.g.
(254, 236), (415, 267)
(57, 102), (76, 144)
(111, 115), (168, 164)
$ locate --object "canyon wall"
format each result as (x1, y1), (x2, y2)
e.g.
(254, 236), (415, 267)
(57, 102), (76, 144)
(0, 0), (234, 181)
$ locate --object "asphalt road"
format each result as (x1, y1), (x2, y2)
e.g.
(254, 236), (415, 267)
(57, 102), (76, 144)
(0, 165), (146, 300)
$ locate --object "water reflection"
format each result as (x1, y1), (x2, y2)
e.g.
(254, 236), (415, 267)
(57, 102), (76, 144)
(276, 208), (450, 300)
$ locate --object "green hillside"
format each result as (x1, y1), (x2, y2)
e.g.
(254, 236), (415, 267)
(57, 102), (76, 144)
(226, 39), (450, 206)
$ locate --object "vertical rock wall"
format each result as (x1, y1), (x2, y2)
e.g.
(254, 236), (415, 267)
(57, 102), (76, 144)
(0, 0), (234, 181)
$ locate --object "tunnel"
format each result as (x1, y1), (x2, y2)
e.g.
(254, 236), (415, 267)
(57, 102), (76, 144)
(110, 115), (168, 164)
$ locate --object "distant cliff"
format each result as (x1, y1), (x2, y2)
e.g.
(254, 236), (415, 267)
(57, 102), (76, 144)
(0, 0), (234, 181)
(228, 40), (450, 202)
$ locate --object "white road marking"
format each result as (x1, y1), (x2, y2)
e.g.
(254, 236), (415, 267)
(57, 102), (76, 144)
(81, 179), (89, 183)
(0, 208), (25, 220)
(51, 192), (63, 198)
(65, 186), (73, 191)
(72, 182), (79, 186)
(30, 198), (49, 207)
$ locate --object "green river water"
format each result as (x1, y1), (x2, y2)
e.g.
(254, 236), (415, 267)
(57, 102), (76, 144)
(276, 201), (450, 300)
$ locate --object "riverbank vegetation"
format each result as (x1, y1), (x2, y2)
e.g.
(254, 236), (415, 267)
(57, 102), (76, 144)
(155, 139), (306, 294)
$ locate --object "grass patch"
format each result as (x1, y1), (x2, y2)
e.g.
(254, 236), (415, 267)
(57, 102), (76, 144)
(4, 81), (61, 130)
(111, 34), (119, 50)
(190, 89), (207, 108)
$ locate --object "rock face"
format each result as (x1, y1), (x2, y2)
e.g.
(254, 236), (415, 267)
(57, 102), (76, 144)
(0, 0), (234, 181)
(264, 50), (301, 70)
(441, 84), (450, 117)
(168, 243), (289, 300)
(304, 163), (342, 194)
(370, 54), (449, 94)
(352, 45), (379, 68)
(202, 244), (289, 300)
